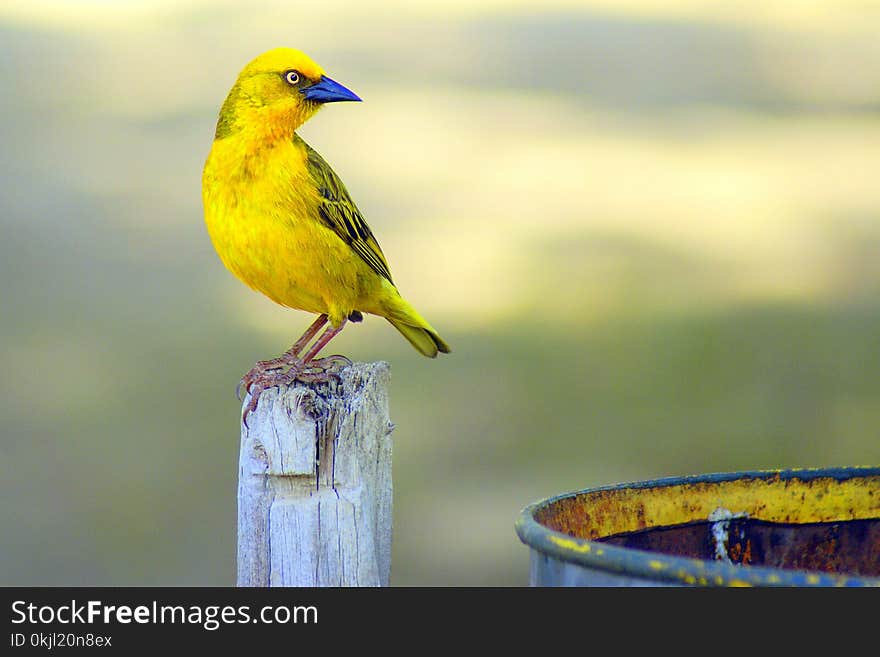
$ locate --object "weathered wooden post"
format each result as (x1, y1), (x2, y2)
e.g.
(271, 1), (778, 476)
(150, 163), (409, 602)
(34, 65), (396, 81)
(237, 361), (393, 586)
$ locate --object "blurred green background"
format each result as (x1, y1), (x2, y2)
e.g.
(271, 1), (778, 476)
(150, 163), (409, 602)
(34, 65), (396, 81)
(2, 0), (879, 586)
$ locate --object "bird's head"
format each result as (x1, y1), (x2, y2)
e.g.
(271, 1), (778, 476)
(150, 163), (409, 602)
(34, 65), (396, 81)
(214, 48), (361, 140)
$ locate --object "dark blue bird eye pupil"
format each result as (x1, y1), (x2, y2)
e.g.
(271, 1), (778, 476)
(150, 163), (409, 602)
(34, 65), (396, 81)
(285, 71), (298, 84)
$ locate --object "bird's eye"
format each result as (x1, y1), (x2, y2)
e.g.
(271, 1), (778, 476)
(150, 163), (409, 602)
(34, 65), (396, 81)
(284, 70), (300, 86)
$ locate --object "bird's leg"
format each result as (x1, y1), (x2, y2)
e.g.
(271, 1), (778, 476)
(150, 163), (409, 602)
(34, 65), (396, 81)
(283, 314), (329, 360)
(291, 321), (351, 383)
(240, 317), (351, 426)
(300, 319), (347, 365)
(237, 314), (329, 400)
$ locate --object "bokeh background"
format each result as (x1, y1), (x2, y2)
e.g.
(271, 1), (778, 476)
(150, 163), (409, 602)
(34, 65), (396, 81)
(2, 0), (879, 586)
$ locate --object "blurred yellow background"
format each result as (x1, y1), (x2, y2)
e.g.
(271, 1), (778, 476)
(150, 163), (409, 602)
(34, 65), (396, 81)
(1, 0), (879, 585)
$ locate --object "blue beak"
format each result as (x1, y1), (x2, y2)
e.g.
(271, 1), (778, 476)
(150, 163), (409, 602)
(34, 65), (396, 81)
(301, 76), (362, 103)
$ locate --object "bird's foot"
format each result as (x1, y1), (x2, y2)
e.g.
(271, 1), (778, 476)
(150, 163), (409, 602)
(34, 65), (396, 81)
(239, 355), (352, 427)
(307, 354), (352, 372)
(236, 353), (301, 401)
(282, 354), (352, 384)
(240, 362), (304, 426)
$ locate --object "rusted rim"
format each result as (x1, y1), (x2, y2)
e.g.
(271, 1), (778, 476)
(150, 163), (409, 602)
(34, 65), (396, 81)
(515, 467), (880, 587)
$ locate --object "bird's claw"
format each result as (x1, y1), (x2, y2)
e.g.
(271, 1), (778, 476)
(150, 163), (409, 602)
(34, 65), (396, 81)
(239, 355), (352, 427)
(236, 355), (300, 401)
(240, 365), (302, 428)
(307, 354), (352, 371)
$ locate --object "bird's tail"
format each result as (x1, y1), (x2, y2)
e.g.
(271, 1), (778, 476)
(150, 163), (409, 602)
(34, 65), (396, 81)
(388, 317), (450, 358)
(382, 292), (451, 358)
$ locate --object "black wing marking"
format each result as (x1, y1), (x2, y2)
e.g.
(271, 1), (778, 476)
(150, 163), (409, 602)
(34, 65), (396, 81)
(301, 137), (394, 284)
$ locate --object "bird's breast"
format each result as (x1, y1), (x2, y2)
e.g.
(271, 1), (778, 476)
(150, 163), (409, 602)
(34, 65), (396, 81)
(202, 136), (364, 317)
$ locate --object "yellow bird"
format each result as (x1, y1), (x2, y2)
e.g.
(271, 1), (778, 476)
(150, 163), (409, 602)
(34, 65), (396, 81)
(203, 48), (450, 417)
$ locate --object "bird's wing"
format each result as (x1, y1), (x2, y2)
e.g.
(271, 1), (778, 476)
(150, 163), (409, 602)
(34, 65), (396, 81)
(301, 139), (394, 284)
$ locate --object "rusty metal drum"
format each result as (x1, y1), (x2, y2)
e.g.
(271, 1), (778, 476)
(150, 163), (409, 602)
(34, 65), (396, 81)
(516, 467), (880, 586)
